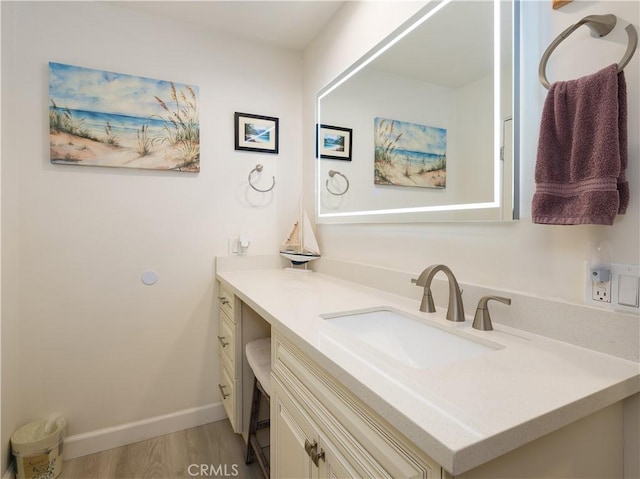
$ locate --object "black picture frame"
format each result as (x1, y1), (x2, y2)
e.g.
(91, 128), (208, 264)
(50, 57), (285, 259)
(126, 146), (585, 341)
(317, 124), (352, 161)
(235, 112), (279, 154)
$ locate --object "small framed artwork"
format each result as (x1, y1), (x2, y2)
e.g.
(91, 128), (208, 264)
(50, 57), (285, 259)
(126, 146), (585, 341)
(317, 124), (352, 161)
(234, 112), (279, 154)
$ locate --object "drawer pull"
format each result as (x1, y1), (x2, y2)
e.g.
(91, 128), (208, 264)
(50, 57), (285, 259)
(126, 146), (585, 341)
(311, 448), (325, 466)
(219, 296), (230, 305)
(217, 335), (229, 347)
(304, 439), (316, 457)
(218, 384), (230, 399)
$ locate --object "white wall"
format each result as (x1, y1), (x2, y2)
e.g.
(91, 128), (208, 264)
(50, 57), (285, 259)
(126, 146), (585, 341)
(1, 1), (301, 471)
(304, 0), (639, 304)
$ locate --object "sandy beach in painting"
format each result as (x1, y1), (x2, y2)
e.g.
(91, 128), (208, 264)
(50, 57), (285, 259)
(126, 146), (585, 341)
(50, 131), (198, 171)
(375, 160), (446, 188)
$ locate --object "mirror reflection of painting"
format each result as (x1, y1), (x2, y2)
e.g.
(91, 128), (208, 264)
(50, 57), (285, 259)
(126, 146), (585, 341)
(374, 117), (446, 188)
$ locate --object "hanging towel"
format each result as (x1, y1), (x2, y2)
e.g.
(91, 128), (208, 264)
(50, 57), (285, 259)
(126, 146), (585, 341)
(532, 63), (628, 225)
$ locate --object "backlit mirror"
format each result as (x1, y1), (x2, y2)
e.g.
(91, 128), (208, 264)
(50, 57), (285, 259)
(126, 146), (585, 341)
(316, 0), (519, 223)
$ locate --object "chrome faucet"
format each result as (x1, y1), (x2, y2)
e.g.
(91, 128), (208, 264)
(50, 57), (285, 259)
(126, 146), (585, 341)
(411, 264), (465, 322)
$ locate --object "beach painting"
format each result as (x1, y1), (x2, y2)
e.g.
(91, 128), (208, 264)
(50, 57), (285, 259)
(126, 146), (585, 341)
(374, 117), (446, 188)
(49, 62), (200, 172)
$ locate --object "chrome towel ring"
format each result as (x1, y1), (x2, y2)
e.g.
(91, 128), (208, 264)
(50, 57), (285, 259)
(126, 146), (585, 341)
(539, 14), (638, 89)
(248, 164), (275, 193)
(326, 170), (350, 196)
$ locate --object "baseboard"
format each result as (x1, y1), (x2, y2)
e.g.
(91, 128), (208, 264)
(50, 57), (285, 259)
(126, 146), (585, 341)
(63, 402), (227, 460)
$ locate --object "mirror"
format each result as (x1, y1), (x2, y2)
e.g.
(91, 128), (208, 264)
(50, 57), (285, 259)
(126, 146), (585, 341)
(316, 0), (519, 223)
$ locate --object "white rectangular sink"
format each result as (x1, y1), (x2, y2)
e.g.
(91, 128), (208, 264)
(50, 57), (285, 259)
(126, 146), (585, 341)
(321, 307), (502, 370)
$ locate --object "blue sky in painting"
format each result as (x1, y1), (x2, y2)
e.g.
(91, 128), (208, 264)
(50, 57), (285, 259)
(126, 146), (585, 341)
(48, 62), (198, 118)
(375, 117), (446, 155)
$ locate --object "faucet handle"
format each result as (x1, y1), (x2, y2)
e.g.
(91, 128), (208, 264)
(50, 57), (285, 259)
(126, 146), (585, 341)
(472, 296), (511, 331)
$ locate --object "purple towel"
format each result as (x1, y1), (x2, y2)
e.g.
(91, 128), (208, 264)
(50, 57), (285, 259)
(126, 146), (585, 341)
(533, 63), (628, 225)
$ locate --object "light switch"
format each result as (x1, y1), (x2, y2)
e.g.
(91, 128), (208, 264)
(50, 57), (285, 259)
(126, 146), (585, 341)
(618, 274), (639, 307)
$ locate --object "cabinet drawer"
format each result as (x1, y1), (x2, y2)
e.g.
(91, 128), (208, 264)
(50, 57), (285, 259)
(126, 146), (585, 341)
(218, 309), (236, 371)
(218, 285), (235, 320)
(219, 360), (237, 432)
(273, 332), (437, 479)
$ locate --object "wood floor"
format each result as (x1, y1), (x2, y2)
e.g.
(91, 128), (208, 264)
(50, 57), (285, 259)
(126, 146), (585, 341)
(58, 420), (262, 479)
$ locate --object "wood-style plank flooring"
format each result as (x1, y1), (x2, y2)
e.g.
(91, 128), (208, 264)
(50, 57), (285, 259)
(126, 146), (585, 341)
(59, 420), (262, 479)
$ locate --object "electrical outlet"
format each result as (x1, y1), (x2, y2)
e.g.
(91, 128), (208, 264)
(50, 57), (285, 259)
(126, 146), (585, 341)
(228, 236), (249, 256)
(591, 280), (611, 302)
(585, 262), (639, 312)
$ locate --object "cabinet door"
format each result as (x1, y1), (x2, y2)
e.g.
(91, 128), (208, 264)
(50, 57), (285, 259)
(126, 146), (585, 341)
(316, 434), (360, 479)
(272, 378), (316, 479)
(273, 332), (438, 478)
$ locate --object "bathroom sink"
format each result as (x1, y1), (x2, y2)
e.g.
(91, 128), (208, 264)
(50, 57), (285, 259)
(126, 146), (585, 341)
(321, 307), (502, 369)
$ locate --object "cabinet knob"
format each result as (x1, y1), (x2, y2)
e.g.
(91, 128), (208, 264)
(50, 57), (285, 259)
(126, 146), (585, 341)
(311, 448), (325, 466)
(219, 296), (230, 305)
(217, 335), (229, 347)
(304, 439), (325, 466)
(218, 384), (229, 399)
(304, 439), (316, 457)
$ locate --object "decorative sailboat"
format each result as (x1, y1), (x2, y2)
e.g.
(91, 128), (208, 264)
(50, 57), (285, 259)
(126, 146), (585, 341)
(279, 207), (321, 269)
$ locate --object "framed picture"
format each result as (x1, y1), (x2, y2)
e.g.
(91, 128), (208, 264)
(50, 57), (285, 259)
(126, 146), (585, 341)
(234, 112), (279, 154)
(317, 124), (352, 161)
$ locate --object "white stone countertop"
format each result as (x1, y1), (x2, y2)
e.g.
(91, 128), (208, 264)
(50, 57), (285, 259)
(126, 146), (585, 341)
(216, 268), (640, 475)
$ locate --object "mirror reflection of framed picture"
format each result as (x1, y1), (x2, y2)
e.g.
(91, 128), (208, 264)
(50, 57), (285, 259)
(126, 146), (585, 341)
(235, 112), (279, 154)
(317, 124), (352, 161)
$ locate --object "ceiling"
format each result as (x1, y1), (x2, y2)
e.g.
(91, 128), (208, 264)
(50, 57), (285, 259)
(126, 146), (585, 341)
(371, 1), (496, 88)
(110, 1), (345, 51)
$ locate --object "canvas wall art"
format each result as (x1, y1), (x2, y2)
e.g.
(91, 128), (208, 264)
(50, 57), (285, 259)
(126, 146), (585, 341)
(49, 62), (200, 172)
(374, 117), (446, 188)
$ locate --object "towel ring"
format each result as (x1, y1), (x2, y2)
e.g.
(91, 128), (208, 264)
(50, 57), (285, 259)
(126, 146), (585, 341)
(325, 170), (350, 196)
(539, 14), (638, 89)
(248, 164), (275, 193)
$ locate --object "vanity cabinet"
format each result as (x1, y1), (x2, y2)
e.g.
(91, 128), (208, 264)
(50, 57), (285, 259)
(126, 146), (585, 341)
(217, 268), (634, 478)
(271, 328), (625, 479)
(217, 284), (242, 433)
(271, 331), (440, 479)
(273, 378), (361, 479)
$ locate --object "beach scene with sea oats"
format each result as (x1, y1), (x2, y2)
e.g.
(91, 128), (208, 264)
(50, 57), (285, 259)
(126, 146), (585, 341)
(49, 62), (200, 172)
(374, 117), (446, 188)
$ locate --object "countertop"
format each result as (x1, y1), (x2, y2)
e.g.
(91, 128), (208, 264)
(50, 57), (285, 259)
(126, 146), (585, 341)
(216, 268), (640, 475)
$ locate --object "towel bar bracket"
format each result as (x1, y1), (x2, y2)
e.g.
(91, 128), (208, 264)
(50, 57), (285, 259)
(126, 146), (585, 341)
(248, 164), (275, 193)
(539, 14), (638, 89)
